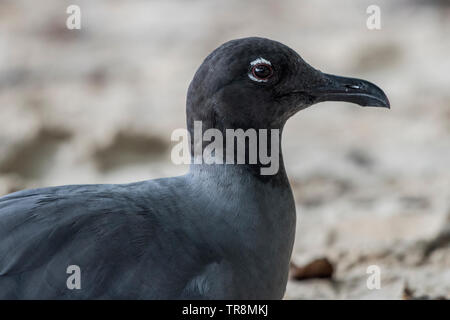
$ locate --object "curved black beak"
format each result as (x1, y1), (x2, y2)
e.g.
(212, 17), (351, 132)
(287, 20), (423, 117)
(310, 73), (390, 109)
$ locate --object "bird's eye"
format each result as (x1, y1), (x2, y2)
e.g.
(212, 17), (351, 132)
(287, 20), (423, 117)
(250, 63), (273, 82)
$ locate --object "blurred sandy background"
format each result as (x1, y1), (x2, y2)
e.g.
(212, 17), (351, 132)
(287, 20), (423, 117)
(0, 0), (449, 299)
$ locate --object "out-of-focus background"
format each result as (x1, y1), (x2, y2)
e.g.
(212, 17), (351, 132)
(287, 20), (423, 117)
(0, 0), (449, 299)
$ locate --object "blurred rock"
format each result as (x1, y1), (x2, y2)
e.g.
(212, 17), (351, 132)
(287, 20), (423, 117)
(0, 127), (72, 179)
(93, 131), (169, 172)
(290, 258), (334, 280)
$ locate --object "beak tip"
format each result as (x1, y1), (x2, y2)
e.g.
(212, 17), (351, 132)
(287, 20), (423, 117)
(366, 100), (390, 109)
(378, 100), (390, 109)
(379, 95), (390, 109)
(361, 90), (390, 109)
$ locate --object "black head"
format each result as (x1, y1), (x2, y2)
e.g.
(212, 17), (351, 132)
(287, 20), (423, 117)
(186, 37), (389, 135)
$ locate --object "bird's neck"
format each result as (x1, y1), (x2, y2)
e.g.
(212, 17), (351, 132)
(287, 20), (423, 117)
(188, 145), (291, 193)
(187, 119), (287, 182)
(186, 144), (296, 298)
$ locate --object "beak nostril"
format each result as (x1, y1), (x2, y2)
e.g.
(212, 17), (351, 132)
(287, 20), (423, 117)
(346, 84), (360, 90)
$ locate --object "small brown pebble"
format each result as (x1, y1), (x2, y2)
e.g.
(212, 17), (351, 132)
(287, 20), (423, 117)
(290, 258), (334, 281)
(402, 284), (438, 300)
(402, 285), (414, 300)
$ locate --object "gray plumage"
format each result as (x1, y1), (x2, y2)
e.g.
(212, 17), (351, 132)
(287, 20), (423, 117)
(0, 37), (389, 299)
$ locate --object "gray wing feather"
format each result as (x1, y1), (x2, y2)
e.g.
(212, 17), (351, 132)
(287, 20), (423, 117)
(0, 179), (216, 299)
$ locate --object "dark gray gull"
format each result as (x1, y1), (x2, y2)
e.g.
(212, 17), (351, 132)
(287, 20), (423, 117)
(0, 37), (389, 299)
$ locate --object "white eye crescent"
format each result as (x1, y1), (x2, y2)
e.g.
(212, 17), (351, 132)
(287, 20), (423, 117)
(248, 58), (273, 82)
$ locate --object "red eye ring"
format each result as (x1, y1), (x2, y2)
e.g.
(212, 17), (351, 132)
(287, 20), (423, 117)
(251, 63), (273, 81)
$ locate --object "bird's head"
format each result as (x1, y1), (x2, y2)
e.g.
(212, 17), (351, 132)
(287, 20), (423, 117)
(186, 37), (389, 133)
